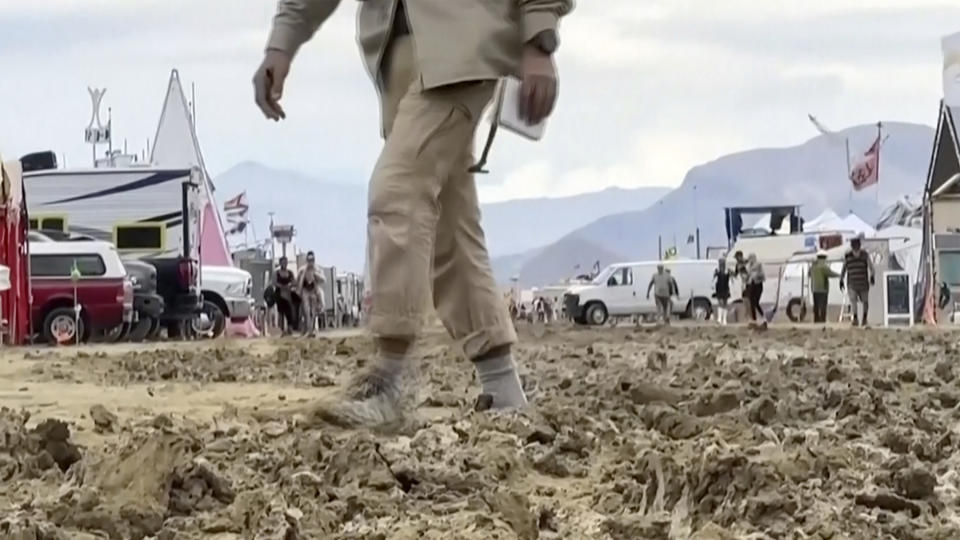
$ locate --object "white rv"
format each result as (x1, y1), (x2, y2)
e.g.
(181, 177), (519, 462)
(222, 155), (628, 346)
(564, 259), (719, 325)
(22, 166), (203, 330)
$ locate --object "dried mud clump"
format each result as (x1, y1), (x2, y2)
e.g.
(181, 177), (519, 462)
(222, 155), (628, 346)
(0, 409), (81, 481)
(7, 327), (960, 538)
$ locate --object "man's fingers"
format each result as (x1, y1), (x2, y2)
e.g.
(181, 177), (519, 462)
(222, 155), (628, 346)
(253, 69), (277, 120)
(518, 78), (534, 123)
(543, 78), (558, 119)
(266, 66), (288, 120)
(523, 76), (558, 125)
(269, 64), (288, 103)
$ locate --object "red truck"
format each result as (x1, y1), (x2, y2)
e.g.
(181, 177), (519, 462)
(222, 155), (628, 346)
(30, 241), (132, 344)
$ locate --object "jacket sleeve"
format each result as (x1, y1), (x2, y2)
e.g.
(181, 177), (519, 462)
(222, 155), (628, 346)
(266, 0), (341, 56)
(518, 0), (574, 43)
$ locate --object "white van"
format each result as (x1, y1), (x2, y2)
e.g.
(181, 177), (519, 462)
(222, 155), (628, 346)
(564, 259), (719, 325)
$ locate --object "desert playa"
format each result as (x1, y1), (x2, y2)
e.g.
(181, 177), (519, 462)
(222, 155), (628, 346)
(3, 324), (960, 539)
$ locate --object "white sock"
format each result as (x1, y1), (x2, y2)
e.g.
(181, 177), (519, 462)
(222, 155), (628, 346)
(473, 354), (528, 409)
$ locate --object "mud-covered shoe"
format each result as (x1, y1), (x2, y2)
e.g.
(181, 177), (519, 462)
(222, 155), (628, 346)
(311, 368), (405, 429)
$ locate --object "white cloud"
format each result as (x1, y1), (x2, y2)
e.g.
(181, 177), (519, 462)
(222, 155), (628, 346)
(0, 0), (957, 204)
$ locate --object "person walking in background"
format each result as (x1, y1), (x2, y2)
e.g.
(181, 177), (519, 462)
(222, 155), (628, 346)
(647, 265), (677, 325)
(810, 251), (839, 323)
(255, 0), (573, 426)
(713, 257), (732, 325)
(745, 254), (766, 324)
(840, 237), (875, 327)
(273, 257), (298, 335)
(298, 251), (327, 336)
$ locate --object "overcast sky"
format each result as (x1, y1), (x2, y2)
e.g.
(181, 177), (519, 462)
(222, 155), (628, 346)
(1, 1), (958, 202)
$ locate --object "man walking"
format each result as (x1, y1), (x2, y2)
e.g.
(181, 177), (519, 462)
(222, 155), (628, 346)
(810, 251), (838, 323)
(255, 0), (573, 426)
(647, 265), (677, 325)
(839, 237), (875, 327)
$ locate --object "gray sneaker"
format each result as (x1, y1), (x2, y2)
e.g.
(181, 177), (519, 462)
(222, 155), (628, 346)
(311, 367), (405, 429)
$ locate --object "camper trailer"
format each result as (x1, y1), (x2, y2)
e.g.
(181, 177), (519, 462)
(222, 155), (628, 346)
(23, 166), (203, 330)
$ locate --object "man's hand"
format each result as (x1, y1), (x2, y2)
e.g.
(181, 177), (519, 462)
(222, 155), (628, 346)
(870, 275), (875, 286)
(254, 50), (292, 121)
(518, 45), (557, 125)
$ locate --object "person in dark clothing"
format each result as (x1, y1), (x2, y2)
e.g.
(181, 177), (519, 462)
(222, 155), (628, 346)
(745, 254), (765, 323)
(714, 258), (732, 325)
(274, 257), (298, 334)
(839, 237), (875, 327)
(810, 251), (839, 323)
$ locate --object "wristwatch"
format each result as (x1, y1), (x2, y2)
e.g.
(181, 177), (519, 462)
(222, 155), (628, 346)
(528, 29), (559, 55)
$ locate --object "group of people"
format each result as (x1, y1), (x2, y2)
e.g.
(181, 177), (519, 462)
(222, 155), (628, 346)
(811, 236), (876, 326)
(710, 236), (876, 328)
(271, 251), (328, 336)
(509, 296), (559, 324)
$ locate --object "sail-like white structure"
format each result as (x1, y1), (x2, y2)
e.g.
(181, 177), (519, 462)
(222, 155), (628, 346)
(150, 70), (232, 267)
(150, 70), (258, 336)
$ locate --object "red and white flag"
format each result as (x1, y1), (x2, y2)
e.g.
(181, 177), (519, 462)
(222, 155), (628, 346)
(223, 191), (249, 235)
(849, 135), (880, 191)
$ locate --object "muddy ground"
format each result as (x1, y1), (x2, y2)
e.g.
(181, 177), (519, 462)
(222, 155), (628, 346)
(2, 324), (960, 539)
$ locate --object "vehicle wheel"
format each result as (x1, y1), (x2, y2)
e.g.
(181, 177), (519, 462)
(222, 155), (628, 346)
(101, 323), (128, 343)
(585, 302), (608, 326)
(689, 298), (713, 321)
(191, 300), (226, 339)
(43, 307), (85, 345)
(127, 315), (155, 342)
(147, 316), (163, 340)
(786, 298), (807, 323)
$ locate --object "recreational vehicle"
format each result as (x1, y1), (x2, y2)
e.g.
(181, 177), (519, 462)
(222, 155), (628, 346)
(565, 259), (717, 325)
(23, 166), (203, 331)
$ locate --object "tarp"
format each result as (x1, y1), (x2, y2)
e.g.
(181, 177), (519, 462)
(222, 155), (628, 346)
(150, 70), (258, 337)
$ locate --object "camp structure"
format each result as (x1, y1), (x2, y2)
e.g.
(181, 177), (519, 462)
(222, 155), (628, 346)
(918, 99), (960, 323)
(0, 158), (30, 344)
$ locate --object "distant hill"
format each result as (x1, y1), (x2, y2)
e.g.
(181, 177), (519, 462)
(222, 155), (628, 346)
(496, 122), (935, 286)
(212, 161), (668, 271)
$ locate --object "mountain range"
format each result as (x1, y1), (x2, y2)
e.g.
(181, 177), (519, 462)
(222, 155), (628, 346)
(494, 121), (934, 286)
(212, 162), (668, 272)
(213, 121), (934, 286)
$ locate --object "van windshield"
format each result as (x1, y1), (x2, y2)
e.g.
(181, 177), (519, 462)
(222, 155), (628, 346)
(591, 266), (617, 285)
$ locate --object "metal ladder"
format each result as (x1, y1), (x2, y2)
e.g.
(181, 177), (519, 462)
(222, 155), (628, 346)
(838, 293), (856, 323)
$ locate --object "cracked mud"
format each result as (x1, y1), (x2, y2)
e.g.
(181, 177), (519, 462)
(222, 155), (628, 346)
(2, 325), (960, 538)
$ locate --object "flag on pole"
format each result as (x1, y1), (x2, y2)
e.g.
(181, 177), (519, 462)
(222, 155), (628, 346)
(664, 247), (678, 260)
(70, 259), (82, 282)
(223, 191), (249, 235)
(849, 135), (880, 191)
(686, 234), (695, 245)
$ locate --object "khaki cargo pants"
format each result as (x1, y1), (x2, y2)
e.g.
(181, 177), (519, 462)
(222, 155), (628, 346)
(365, 34), (517, 359)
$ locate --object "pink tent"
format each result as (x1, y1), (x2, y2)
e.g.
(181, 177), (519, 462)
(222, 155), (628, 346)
(150, 70), (258, 337)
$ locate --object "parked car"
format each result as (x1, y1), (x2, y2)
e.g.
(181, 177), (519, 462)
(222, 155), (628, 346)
(194, 266), (254, 338)
(31, 230), (164, 342)
(564, 259), (717, 326)
(30, 241), (133, 344)
(123, 260), (165, 341)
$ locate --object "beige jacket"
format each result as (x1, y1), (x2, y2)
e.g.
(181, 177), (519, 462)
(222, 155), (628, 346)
(267, 0), (573, 92)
